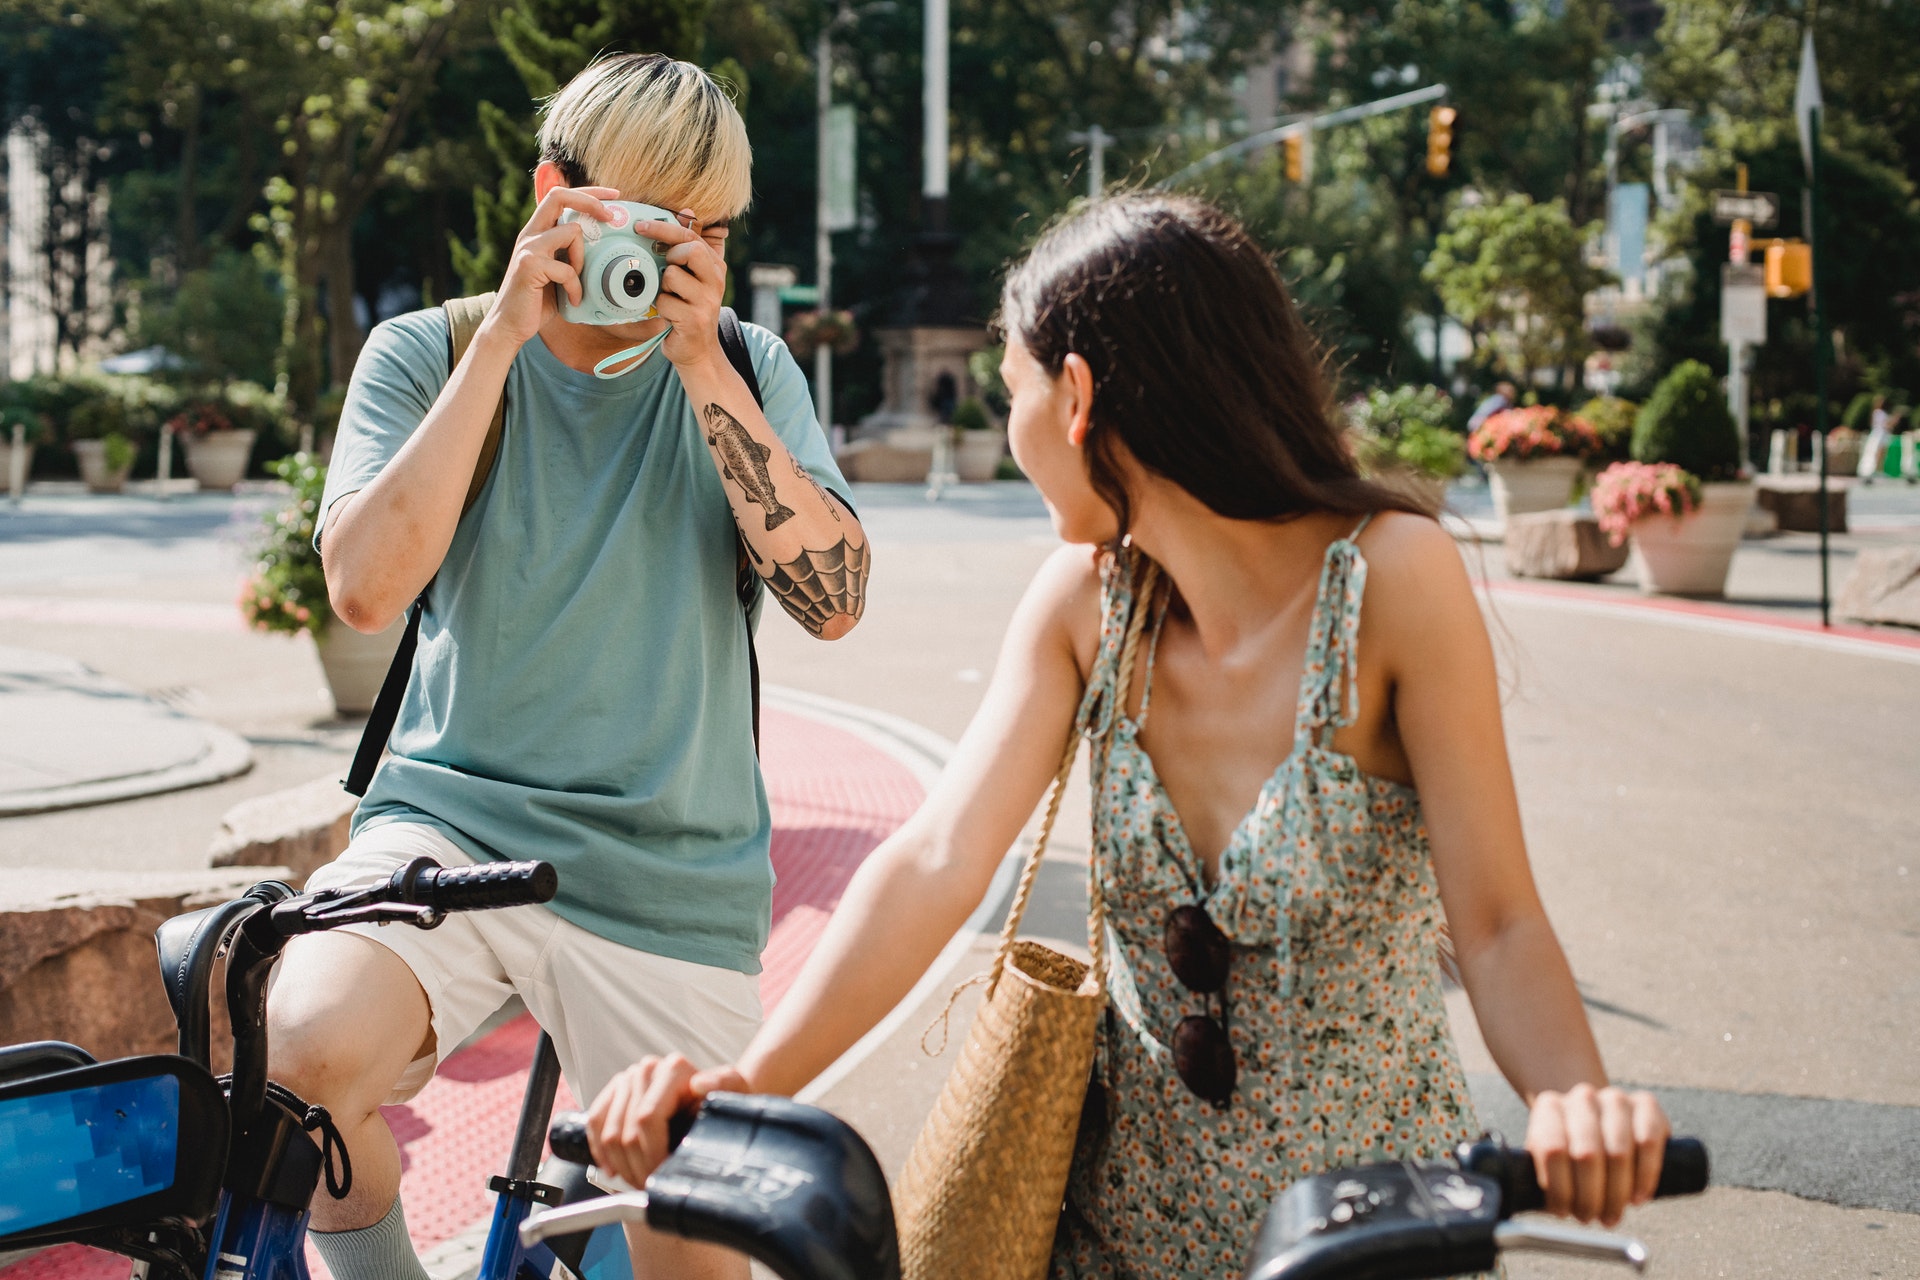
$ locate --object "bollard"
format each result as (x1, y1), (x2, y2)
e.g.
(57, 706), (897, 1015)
(7, 422), (25, 504)
(1768, 429), (1794, 475)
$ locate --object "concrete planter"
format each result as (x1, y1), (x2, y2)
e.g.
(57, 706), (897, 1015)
(1628, 480), (1754, 597)
(183, 429), (256, 491)
(955, 429), (1006, 482)
(71, 439), (133, 494)
(315, 615), (406, 716)
(1487, 456), (1583, 524)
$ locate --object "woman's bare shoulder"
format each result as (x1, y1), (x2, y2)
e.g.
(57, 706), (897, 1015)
(1018, 543), (1107, 673)
(1355, 510), (1480, 634)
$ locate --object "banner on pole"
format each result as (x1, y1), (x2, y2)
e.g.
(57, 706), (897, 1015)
(826, 104), (858, 231)
(1794, 29), (1822, 179)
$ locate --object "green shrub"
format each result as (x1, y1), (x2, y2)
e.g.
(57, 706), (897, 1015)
(239, 454), (331, 636)
(1631, 361), (1743, 482)
(1349, 385), (1465, 479)
(1578, 395), (1638, 463)
(101, 433), (137, 473)
(950, 397), (991, 431)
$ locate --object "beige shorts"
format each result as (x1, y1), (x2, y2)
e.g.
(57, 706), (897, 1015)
(301, 821), (762, 1106)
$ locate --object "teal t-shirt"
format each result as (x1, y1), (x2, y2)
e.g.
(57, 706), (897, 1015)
(319, 310), (851, 974)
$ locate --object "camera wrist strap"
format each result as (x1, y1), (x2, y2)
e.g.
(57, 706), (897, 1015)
(593, 323), (672, 379)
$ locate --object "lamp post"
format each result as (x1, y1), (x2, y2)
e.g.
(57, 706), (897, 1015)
(814, 21), (835, 433)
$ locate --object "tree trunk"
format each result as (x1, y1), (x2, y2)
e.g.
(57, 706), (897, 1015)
(323, 220), (364, 390)
(176, 87), (203, 270)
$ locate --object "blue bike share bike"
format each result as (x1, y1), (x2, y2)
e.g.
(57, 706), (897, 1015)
(0, 862), (1710, 1280)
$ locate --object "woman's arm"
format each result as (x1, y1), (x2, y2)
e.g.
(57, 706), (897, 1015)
(1365, 515), (1668, 1227)
(584, 546), (1103, 1187)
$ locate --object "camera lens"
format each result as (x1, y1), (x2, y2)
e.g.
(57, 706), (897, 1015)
(622, 269), (647, 299)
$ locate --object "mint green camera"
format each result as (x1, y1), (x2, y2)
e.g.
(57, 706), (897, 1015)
(557, 201), (681, 325)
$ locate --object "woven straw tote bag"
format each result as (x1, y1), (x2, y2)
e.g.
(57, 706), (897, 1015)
(892, 556), (1161, 1280)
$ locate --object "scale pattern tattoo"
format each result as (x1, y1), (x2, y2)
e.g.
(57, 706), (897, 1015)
(766, 537), (870, 637)
(704, 403), (797, 530)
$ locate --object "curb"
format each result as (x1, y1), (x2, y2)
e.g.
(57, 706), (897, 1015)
(0, 722), (254, 817)
(1480, 577), (1920, 665)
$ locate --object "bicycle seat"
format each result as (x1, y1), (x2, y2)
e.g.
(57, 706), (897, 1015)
(0, 1055), (229, 1252)
(645, 1092), (900, 1280)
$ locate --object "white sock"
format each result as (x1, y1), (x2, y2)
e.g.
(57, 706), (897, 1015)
(309, 1197), (431, 1280)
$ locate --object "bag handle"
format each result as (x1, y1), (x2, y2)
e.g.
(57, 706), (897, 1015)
(985, 552), (1162, 1000)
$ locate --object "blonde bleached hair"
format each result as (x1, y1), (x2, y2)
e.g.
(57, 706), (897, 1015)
(538, 53), (752, 222)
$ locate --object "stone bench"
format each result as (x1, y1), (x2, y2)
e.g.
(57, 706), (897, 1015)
(0, 868), (285, 1065)
(209, 774), (357, 885)
(1505, 510), (1630, 581)
(1754, 475), (1851, 533)
(1837, 547), (1920, 630)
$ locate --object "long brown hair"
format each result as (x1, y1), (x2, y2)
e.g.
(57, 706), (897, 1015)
(998, 193), (1428, 538)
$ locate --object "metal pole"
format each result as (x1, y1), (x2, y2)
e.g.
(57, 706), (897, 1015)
(1088, 126), (1108, 197)
(1811, 104), (1830, 628)
(923, 0), (949, 206)
(814, 23), (834, 432)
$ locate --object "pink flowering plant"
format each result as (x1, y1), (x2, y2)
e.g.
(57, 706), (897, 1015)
(165, 402), (235, 438)
(238, 454), (330, 637)
(1590, 461), (1703, 546)
(1467, 405), (1601, 463)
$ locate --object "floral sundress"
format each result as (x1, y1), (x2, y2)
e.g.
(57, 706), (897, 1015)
(1051, 524), (1481, 1279)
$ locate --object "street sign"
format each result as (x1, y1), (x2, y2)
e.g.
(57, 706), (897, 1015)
(1721, 263), (1767, 345)
(1712, 190), (1779, 227)
(825, 104), (858, 232)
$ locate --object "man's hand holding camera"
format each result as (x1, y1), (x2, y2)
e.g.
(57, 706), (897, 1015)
(482, 185), (625, 351)
(631, 209), (728, 372)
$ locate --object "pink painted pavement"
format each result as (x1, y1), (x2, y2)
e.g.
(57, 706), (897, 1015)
(5, 704), (926, 1280)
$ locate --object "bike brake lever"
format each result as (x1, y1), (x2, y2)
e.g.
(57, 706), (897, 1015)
(1494, 1220), (1648, 1271)
(299, 901), (444, 931)
(519, 1192), (651, 1248)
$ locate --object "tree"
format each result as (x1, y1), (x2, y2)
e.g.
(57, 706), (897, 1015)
(1424, 193), (1611, 389)
(248, 0), (492, 420)
(451, 0), (727, 296)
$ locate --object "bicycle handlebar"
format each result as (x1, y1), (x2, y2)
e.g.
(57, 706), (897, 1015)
(1456, 1136), (1710, 1216)
(387, 858), (559, 913)
(547, 1109), (693, 1168)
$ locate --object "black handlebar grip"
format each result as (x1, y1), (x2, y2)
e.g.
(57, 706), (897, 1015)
(390, 858), (558, 912)
(547, 1108), (697, 1168)
(1458, 1136), (1709, 1216)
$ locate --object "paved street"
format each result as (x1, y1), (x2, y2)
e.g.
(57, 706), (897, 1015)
(2, 480), (1917, 1278)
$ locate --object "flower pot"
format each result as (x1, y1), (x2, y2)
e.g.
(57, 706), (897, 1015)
(315, 616), (407, 716)
(1627, 480), (1754, 597)
(955, 429), (1006, 483)
(183, 429), (256, 491)
(71, 439), (134, 494)
(1487, 456), (1583, 524)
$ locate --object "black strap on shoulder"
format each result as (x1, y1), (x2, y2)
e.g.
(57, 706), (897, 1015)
(345, 309), (769, 796)
(717, 306), (766, 754)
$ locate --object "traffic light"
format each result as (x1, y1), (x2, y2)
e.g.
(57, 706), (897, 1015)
(1283, 133), (1304, 182)
(1426, 105), (1457, 177)
(1764, 241), (1813, 298)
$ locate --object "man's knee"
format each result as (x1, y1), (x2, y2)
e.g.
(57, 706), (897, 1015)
(267, 932), (433, 1118)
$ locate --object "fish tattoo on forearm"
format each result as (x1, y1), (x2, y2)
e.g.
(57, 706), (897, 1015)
(767, 537), (870, 637)
(704, 403), (796, 530)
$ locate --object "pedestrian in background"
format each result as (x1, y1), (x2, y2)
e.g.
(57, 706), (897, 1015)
(1468, 379), (1518, 431)
(585, 194), (1671, 1278)
(1859, 395), (1893, 482)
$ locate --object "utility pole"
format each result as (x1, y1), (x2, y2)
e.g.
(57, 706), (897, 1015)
(1067, 125), (1114, 198)
(814, 21), (835, 433)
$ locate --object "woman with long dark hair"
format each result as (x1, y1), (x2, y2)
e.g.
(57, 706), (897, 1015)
(582, 193), (1670, 1276)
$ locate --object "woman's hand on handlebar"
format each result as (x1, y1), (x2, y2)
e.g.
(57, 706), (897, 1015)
(1525, 1083), (1670, 1227)
(585, 1054), (748, 1189)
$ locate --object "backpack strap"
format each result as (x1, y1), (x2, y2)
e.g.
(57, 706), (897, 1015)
(717, 306), (766, 754)
(346, 304), (769, 796)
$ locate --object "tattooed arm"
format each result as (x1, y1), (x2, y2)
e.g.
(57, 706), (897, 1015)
(683, 370), (870, 641)
(636, 210), (868, 639)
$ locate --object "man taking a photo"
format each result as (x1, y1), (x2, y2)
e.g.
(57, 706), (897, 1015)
(267, 52), (867, 1280)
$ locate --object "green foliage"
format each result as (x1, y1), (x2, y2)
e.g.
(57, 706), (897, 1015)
(240, 454), (331, 637)
(133, 251), (283, 387)
(1632, 361), (1743, 482)
(1578, 396), (1639, 464)
(1348, 385), (1465, 479)
(968, 347), (1008, 416)
(453, 0), (718, 295)
(950, 398), (991, 432)
(45, 376), (179, 444)
(101, 432), (137, 472)
(1425, 194), (1611, 387)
